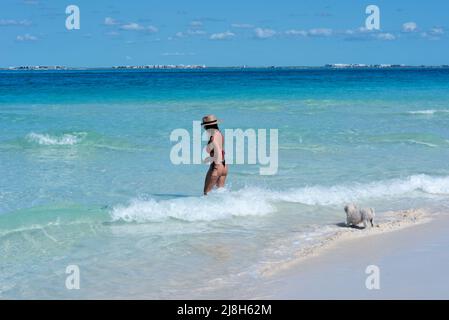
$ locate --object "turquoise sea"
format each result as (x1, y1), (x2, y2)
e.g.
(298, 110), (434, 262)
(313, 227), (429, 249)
(1, 68), (449, 298)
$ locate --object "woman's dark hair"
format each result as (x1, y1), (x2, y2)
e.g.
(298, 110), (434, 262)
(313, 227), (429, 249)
(204, 124), (219, 130)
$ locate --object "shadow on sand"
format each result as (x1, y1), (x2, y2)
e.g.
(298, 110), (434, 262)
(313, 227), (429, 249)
(335, 222), (365, 230)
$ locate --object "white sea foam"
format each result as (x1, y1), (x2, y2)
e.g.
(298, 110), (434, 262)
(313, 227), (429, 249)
(408, 109), (449, 115)
(404, 140), (439, 148)
(111, 188), (275, 223)
(26, 132), (86, 146)
(111, 174), (449, 222)
(272, 174), (449, 205)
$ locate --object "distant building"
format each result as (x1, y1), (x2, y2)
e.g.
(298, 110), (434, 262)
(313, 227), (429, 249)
(325, 63), (411, 69)
(7, 65), (67, 70)
(112, 64), (206, 70)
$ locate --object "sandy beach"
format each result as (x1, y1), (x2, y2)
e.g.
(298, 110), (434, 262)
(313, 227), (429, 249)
(256, 211), (449, 299)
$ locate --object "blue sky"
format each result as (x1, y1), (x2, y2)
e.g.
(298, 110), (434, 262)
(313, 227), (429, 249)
(1, 0), (448, 67)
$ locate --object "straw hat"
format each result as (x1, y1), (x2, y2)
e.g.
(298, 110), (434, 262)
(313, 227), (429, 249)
(201, 114), (220, 126)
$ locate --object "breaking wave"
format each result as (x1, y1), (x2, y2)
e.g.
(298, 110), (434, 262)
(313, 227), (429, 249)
(26, 132), (86, 146)
(111, 174), (449, 222)
(111, 188), (275, 223)
(408, 109), (449, 115)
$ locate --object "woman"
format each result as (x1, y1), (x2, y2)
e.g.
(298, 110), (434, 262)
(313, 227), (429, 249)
(202, 114), (228, 195)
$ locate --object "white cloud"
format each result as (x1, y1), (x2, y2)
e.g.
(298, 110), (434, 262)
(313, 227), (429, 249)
(120, 23), (158, 33)
(147, 25), (159, 33)
(352, 27), (381, 34)
(341, 28), (371, 40)
(284, 28), (333, 38)
(402, 22), (417, 32)
(121, 22), (144, 31)
(376, 33), (396, 41)
(285, 29), (308, 36)
(104, 17), (119, 26)
(430, 27), (444, 35)
(0, 19), (31, 26)
(175, 29), (207, 38)
(106, 31), (120, 37)
(344, 29), (356, 35)
(16, 33), (37, 41)
(231, 23), (254, 28)
(356, 27), (371, 33)
(187, 29), (206, 35)
(308, 28), (333, 37)
(341, 27), (399, 41)
(421, 27), (444, 40)
(162, 52), (195, 56)
(210, 31), (235, 40)
(254, 28), (276, 39)
(190, 21), (203, 27)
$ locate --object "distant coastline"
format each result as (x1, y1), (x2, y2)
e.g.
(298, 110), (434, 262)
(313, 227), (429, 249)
(1, 64), (449, 71)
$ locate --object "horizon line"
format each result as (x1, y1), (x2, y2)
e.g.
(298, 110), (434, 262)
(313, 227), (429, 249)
(2, 64), (449, 70)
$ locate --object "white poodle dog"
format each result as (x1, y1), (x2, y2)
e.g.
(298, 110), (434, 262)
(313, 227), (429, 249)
(344, 203), (375, 228)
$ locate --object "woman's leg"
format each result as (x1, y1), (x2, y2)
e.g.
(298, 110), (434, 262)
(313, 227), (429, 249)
(216, 165), (228, 188)
(204, 165), (219, 195)
(216, 175), (227, 188)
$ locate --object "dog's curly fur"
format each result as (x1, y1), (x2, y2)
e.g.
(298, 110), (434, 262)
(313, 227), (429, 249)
(344, 203), (375, 228)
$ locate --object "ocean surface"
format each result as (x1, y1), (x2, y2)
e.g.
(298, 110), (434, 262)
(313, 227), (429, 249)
(1, 68), (449, 298)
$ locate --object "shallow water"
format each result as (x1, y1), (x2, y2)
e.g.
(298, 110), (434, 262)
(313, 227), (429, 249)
(1, 68), (449, 298)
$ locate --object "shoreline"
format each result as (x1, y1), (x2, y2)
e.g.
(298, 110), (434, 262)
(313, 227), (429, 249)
(256, 210), (449, 299)
(260, 208), (432, 277)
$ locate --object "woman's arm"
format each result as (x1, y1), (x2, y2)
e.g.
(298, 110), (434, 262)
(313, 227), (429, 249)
(206, 135), (214, 153)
